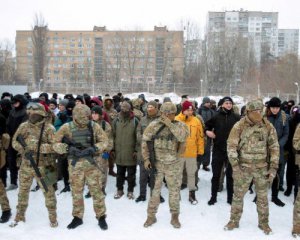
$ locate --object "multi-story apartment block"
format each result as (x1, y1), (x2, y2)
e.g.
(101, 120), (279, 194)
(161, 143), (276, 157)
(278, 29), (299, 57)
(208, 10), (279, 63)
(16, 26), (184, 94)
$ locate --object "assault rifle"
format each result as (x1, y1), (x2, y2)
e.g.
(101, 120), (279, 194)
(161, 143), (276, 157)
(16, 135), (49, 192)
(146, 125), (166, 190)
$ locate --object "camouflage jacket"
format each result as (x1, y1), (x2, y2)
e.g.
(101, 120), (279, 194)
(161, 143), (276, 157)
(142, 119), (189, 164)
(95, 119), (113, 152)
(293, 123), (300, 166)
(227, 116), (279, 170)
(136, 112), (160, 160)
(53, 120), (108, 156)
(12, 121), (56, 166)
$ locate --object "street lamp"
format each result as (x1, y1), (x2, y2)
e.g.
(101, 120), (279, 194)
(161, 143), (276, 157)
(200, 79), (203, 97)
(295, 82), (299, 104)
(38, 78), (43, 94)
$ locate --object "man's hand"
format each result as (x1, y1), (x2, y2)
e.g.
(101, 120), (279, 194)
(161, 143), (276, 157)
(144, 160), (151, 170)
(160, 115), (172, 127)
(133, 151), (137, 160)
(206, 130), (216, 139)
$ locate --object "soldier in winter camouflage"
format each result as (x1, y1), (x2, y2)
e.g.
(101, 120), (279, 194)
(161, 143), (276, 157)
(53, 104), (109, 230)
(11, 102), (58, 227)
(142, 102), (189, 229)
(224, 99), (279, 235)
(292, 124), (300, 237)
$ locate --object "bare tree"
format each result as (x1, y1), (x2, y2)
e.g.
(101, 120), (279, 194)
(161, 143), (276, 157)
(31, 13), (48, 89)
(0, 40), (15, 84)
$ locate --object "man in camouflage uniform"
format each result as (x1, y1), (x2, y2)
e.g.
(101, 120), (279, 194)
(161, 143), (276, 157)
(11, 102), (58, 227)
(142, 102), (189, 229)
(53, 104), (109, 230)
(292, 124), (300, 237)
(224, 100), (279, 235)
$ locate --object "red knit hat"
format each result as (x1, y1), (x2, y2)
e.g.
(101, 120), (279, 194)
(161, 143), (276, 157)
(182, 101), (193, 112)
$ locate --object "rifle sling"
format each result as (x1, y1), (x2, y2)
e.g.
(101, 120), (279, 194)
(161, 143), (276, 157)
(36, 122), (45, 167)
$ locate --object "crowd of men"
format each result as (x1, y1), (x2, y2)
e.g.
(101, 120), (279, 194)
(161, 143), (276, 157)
(1, 91), (300, 236)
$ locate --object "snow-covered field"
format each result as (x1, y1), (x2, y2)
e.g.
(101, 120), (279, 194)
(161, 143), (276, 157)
(5, 91), (288, 240)
(2, 167), (295, 240)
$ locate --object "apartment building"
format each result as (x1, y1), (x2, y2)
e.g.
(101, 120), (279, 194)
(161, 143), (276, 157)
(16, 26), (184, 94)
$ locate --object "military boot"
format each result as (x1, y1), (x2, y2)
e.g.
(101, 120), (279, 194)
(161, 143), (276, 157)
(0, 210), (11, 223)
(143, 215), (157, 228)
(189, 191), (198, 205)
(258, 223), (273, 235)
(170, 213), (181, 228)
(292, 225), (300, 237)
(224, 220), (239, 231)
(98, 215), (108, 230)
(67, 216), (83, 229)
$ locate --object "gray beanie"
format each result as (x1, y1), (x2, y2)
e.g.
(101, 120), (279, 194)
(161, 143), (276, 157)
(163, 97), (172, 103)
(59, 99), (69, 107)
(202, 97), (211, 104)
(147, 101), (158, 109)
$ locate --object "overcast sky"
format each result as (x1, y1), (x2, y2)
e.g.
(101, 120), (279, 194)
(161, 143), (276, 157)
(0, 0), (299, 43)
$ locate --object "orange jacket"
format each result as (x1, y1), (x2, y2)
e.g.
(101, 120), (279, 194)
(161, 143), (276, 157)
(175, 113), (204, 158)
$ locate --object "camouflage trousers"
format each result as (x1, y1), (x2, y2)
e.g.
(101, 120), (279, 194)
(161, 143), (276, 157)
(147, 160), (182, 216)
(0, 178), (10, 211)
(16, 164), (57, 222)
(230, 166), (269, 225)
(68, 158), (106, 219)
(96, 156), (108, 190)
(293, 187), (300, 229)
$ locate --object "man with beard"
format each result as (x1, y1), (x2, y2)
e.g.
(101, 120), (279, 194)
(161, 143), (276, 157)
(53, 104), (109, 230)
(112, 101), (139, 200)
(11, 102), (57, 227)
(224, 100), (279, 235)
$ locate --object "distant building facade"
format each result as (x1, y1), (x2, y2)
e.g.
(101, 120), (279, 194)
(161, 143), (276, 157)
(16, 26), (184, 94)
(278, 29), (299, 57)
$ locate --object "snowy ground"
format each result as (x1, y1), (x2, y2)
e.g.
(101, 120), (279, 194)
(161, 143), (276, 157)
(2, 167), (296, 240)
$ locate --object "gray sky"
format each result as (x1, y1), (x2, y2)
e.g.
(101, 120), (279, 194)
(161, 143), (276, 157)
(0, 0), (299, 43)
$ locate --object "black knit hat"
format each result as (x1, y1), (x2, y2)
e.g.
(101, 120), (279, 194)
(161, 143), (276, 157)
(268, 97), (281, 108)
(219, 96), (233, 106)
(91, 105), (103, 115)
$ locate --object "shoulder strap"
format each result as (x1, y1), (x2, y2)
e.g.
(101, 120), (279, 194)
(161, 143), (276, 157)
(88, 121), (94, 147)
(36, 122), (45, 167)
(152, 124), (166, 140)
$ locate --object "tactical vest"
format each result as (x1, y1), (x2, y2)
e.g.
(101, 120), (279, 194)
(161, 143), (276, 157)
(69, 121), (93, 149)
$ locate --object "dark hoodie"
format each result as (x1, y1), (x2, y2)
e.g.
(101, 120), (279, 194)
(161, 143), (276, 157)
(7, 94), (28, 136)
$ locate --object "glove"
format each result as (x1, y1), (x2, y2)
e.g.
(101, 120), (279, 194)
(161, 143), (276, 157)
(69, 146), (80, 156)
(102, 152), (110, 160)
(74, 147), (96, 158)
(53, 143), (68, 155)
(133, 152), (137, 160)
(159, 115), (172, 128)
(267, 169), (277, 184)
(144, 160), (151, 170)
